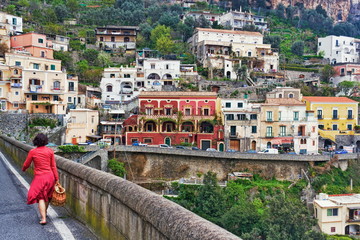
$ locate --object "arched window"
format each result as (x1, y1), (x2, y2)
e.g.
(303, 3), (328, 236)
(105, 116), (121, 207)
(288, 93), (294, 98)
(279, 94), (282, 98)
(106, 85), (113, 92)
(14, 69), (19, 75)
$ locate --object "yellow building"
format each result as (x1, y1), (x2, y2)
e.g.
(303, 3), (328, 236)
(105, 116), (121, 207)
(302, 97), (359, 143)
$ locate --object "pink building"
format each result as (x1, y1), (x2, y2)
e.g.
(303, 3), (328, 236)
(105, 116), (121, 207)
(11, 33), (53, 59)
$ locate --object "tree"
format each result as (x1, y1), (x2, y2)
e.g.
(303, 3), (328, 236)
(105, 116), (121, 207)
(338, 81), (360, 96)
(82, 49), (99, 65)
(0, 43), (9, 57)
(150, 25), (171, 46)
(155, 35), (175, 55)
(291, 41), (304, 56)
(233, 63), (247, 81)
(96, 52), (112, 68)
(320, 65), (336, 83)
(139, 22), (153, 41)
(158, 12), (180, 29)
(196, 15), (211, 28)
(264, 35), (281, 49)
(108, 159), (127, 177)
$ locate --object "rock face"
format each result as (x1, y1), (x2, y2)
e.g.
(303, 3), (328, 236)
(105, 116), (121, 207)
(258, 0), (352, 21)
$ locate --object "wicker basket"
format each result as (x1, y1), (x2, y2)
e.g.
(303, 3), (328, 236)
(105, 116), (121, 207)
(51, 183), (66, 206)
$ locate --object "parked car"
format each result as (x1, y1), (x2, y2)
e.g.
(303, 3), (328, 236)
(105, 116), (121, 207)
(159, 144), (172, 148)
(226, 149), (237, 152)
(258, 148), (279, 154)
(46, 143), (57, 147)
(245, 149), (257, 154)
(206, 148), (218, 152)
(132, 141), (147, 147)
(335, 149), (348, 154)
(286, 152), (297, 155)
(191, 147), (200, 150)
(176, 146), (187, 150)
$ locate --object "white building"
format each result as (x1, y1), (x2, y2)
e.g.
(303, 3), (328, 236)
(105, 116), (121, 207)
(189, 28), (278, 78)
(139, 58), (181, 89)
(314, 193), (360, 236)
(100, 66), (140, 105)
(0, 12), (22, 35)
(184, 11), (221, 22)
(65, 109), (100, 144)
(47, 35), (70, 51)
(318, 35), (360, 64)
(222, 98), (260, 151)
(219, 10), (268, 31)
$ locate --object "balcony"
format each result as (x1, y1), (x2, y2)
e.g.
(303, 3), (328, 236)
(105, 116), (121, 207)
(266, 118), (273, 122)
(51, 87), (64, 92)
(11, 83), (22, 88)
(348, 115), (354, 120)
(229, 132), (237, 138)
(265, 134), (274, 138)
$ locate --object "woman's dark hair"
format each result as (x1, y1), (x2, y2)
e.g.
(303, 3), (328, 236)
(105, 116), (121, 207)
(33, 133), (48, 147)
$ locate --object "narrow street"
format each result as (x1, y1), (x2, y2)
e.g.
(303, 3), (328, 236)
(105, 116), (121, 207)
(0, 150), (98, 240)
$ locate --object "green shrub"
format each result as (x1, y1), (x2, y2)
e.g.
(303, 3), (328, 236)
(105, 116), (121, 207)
(30, 118), (57, 129)
(58, 145), (85, 153)
(108, 159), (126, 177)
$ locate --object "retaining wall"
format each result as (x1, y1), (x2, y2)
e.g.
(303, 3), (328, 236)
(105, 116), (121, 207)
(0, 135), (240, 240)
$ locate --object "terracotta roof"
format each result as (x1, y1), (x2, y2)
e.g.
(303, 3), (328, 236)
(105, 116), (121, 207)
(265, 98), (305, 105)
(196, 28), (263, 36)
(302, 97), (358, 103)
(139, 91), (217, 97)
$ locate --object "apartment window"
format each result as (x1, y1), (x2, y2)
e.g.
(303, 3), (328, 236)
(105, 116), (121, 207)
(348, 124), (353, 130)
(317, 109), (323, 119)
(225, 102), (231, 108)
(145, 108), (153, 115)
(67, 97), (71, 102)
(151, 64), (155, 69)
(226, 114), (234, 120)
(238, 114), (246, 120)
(53, 96), (59, 101)
(294, 112), (299, 121)
(319, 125), (324, 130)
(266, 111), (273, 121)
(50, 65), (56, 70)
(230, 126), (236, 136)
(266, 126), (273, 137)
(106, 85), (113, 92)
(32, 95), (38, 101)
(33, 63), (40, 70)
(278, 111), (282, 121)
(248, 51), (252, 57)
(333, 125), (338, 130)
(69, 82), (74, 91)
(203, 108), (209, 116)
(327, 208), (338, 216)
(333, 109), (338, 119)
(237, 102), (243, 108)
(41, 51), (45, 58)
(15, 61), (21, 66)
(13, 103), (19, 108)
(348, 109), (353, 119)
(331, 227), (336, 233)
(12, 18), (17, 25)
(250, 114), (257, 120)
(165, 108), (172, 115)
(38, 38), (44, 43)
(166, 64), (169, 70)
(111, 37), (115, 42)
(144, 138), (152, 144)
(251, 126), (257, 133)
(280, 126), (286, 136)
(100, 37), (104, 41)
(184, 108), (191, 116)
(53, 81), (60, 89)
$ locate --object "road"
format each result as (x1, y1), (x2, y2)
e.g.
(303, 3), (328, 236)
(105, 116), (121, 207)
(0, 150), (98, 240)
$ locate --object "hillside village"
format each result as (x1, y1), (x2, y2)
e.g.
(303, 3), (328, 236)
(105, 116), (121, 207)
(1, 0), (360, 238)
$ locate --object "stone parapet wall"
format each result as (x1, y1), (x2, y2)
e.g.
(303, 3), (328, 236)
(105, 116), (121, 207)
(0, 135), (240, 240)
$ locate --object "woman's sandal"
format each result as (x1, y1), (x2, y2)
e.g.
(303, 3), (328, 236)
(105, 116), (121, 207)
(39, 220), (47, 225)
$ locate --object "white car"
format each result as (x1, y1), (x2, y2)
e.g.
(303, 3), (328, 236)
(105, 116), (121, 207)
(258, 148), (279, 154)
(206, 148), (218, 152)
(159, 144), (172, 148)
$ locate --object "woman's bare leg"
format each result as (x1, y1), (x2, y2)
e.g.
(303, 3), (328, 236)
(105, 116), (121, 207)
(38, 200), (47, 223)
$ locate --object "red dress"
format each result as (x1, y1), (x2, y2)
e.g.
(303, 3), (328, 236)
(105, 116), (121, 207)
(22, 146), (59, 204)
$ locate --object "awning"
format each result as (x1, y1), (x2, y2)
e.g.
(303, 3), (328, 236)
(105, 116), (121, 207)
(348, 207), (360, 210)
(271, 139), (281, 145)
(86, 135), (102, 139)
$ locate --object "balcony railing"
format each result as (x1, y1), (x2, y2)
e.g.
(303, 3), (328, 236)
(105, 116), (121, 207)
(265, 134), (274, 138)
(266, 118), (273, 122)
(51, 87), (64, 91)
(11, 83), (22, 88)
(230, 133), (237, 137)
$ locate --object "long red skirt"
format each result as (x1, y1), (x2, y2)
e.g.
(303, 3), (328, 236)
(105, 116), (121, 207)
(27, 172), (56, 205)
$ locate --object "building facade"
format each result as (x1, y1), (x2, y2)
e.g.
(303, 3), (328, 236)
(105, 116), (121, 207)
(95, 26), (139, 52)
(222, 98), (260, 151)
(0, 12), (23, 35)
(124, 91), (224, 150)
(100, 109), (125, 145)
(317, 35), (360, 64)
(46, 34), (70, 52)
(331, 63), (360, 86)
(314, 193), (360, 236)
(11, 33), (54, 59)
(219, 10), (268, 31)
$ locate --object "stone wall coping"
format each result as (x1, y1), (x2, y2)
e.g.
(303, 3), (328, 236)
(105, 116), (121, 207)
(0, 135), (241, 240)
(113, 146), (357, 162)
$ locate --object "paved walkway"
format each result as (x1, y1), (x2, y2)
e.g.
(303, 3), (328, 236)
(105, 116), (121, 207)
(0, 150), (98, 240)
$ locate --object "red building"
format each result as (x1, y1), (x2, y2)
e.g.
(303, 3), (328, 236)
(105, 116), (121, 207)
(124, 91), (224, 150)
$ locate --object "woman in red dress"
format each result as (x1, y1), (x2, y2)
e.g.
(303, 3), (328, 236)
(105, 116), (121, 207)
(22, 133), (59, 225)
